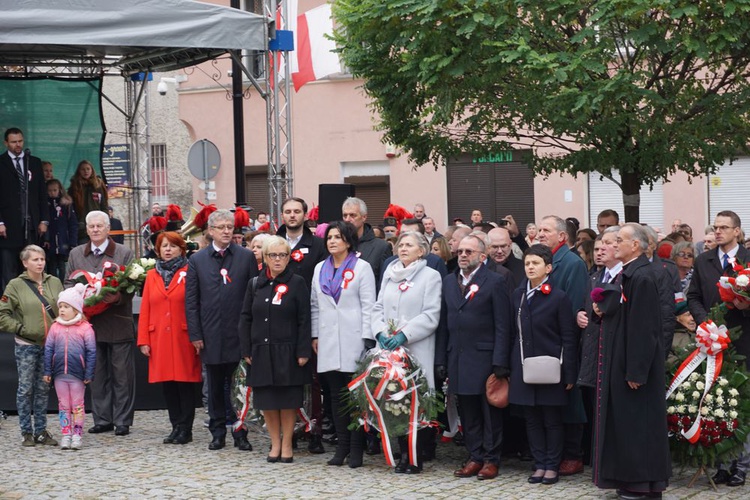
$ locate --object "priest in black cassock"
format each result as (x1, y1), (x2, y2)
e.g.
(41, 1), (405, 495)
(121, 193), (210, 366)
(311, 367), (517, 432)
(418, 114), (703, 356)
(592, 223), (671, 500)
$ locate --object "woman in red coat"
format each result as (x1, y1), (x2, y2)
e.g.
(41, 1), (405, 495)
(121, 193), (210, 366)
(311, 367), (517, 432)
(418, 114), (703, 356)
(137, 231), (201, 445)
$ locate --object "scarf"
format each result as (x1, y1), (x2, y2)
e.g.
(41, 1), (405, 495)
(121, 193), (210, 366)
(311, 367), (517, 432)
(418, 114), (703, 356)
(320, 252), (358, 304)
(56, 313), (83, 326)
(156, 255), (187, 289)
(384, 258), (427, 285)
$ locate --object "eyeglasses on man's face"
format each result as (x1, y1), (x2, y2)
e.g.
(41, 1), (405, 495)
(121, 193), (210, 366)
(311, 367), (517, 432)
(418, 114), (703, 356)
(211, 224), (234, 232)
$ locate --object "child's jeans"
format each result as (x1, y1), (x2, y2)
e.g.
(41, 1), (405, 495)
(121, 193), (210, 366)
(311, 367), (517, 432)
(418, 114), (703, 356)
(55, 375), (86, 436)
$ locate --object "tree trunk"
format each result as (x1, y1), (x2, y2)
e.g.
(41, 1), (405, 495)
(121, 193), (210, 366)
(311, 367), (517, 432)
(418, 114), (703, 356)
(621, 171), (640, 223)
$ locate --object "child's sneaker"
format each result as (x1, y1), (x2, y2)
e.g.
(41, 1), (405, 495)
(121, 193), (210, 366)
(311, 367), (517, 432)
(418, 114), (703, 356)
(60, 435), (72, 450)
(71, 435), (82, 450)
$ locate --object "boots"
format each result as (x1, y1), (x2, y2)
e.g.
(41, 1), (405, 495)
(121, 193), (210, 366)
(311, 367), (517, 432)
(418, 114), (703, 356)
(327, 427), (350, 466)
(349, 428), (365, 468)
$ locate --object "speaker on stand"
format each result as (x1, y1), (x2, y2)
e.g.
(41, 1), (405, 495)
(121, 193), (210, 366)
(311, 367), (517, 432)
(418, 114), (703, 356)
(318, 184), (356, 223)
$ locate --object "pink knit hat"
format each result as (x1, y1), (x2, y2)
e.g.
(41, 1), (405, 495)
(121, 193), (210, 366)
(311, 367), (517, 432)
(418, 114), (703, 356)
(57, 283), (86, 313)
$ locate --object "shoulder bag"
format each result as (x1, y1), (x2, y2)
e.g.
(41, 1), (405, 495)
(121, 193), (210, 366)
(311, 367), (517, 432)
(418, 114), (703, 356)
(23, 279), (57, 320)
(517, 294), (561, 384)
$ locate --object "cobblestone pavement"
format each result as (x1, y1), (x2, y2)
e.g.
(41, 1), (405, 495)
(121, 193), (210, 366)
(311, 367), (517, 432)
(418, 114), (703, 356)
(0, 410), (746, 499)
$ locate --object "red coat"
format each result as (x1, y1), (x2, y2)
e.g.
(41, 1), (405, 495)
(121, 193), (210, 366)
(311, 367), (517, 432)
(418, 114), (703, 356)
(137, 267), (201, 383)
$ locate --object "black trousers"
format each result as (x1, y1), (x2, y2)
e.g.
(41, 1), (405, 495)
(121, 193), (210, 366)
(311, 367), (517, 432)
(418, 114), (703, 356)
(91, 341), (135, 427)
(206, 362), (245, 440)
(525, 405), (564, 471)
(163, 381), (198, 430)
(0, 247), (21, 294)
(457, 393), (503, 465)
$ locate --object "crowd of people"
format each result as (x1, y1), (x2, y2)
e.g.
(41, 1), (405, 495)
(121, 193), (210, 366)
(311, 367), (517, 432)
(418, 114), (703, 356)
(0, 128), (747, 499)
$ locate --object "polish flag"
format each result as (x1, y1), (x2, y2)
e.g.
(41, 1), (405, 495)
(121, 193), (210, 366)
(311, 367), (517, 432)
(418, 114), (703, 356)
(290, 3), (342, 92)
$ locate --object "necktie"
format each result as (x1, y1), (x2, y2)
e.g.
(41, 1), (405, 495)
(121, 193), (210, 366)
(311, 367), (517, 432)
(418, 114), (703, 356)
(94, 248), (102, 256)
(218, 249), (225, 258)
(602, 270), (611, 283)
(14, 156), (23, 179)
(723, 253), (730, 271)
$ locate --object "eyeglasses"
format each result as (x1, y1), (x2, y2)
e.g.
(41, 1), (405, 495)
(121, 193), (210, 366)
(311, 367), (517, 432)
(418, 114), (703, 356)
(676, 252), (694, 258)
(712, 225), (736, 232)
(211, 225), (234, 231)
(456, 249), (477, 256)
(266, 252), (289, 260)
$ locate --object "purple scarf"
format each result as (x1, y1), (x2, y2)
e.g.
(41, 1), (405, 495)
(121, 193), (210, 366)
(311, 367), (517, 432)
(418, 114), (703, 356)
(320, 252), (358, 304)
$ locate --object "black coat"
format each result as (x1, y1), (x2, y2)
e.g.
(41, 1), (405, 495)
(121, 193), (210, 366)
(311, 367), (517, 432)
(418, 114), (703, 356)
(578, 269), (606, 388)
(593, 254), (671, 488)
(509, 283), (578, 406)
(687, 245), (750, 368)
(185, 243), (258, 365)
(0, 152), (48, 248)
(501, 253), (526, 286)
(436, 264), (512, 395)
(276, 225), (327, 289)
(46, 197), (78, 256)
(486, 259), (516, 294)
(651, 255), (680, 354)
(239, 267), (312, 388)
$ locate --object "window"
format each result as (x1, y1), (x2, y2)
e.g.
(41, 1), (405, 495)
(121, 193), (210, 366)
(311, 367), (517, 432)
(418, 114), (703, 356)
(588, 172), (663, 229)
(150, 143), (168, 206)
(245, 164), (270, 217)
(709, 157), (750, 226)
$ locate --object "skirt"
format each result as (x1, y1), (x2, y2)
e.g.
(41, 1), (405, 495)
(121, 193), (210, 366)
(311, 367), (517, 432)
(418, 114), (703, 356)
(253, 385), (303, 410)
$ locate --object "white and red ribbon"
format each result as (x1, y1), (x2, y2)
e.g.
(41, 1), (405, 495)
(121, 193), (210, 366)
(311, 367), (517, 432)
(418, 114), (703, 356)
(272, 283), (289, 305)
(342, 269), (355, 289)
(177, 271), (186, 285)
(220, 268), (231, 285)
(398, 281), (413, 292)
(665, 320), (730, 443)
(465, 283), (479, 300)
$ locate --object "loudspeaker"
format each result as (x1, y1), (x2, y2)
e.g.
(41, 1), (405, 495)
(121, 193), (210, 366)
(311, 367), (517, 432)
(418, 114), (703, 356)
(318, 184), (355, 223)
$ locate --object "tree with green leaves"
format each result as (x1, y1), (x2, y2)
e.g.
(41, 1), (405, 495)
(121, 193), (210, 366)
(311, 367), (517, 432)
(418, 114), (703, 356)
(333, 0), (750, 221)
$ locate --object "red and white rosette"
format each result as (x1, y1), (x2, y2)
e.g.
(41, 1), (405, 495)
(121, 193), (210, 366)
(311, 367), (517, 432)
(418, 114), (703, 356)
(666, 320), (731, 443)
(220, 268), (231, 285)
(398, 281), (413, 292)
(464, 283), (479, 300)
(291, 249), (304, 262)
(342, 269), (355, 289)
(348, 348), (422, 467)
(272, 283), (289, 305)
(177, 271), (187, 285)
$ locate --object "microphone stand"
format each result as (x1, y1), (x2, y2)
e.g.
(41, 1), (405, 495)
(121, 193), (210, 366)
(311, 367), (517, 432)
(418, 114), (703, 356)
(23, 149), (31, 246)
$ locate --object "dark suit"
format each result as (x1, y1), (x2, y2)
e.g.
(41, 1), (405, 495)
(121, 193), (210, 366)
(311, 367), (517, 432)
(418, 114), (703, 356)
(186, 243), (258, 440)
(276, 225), (327, 290)
(0, 151), (48, 291)
(501, 253), (525, 286)
(436, 264), (512, 465)
(651, 255), (680, 355)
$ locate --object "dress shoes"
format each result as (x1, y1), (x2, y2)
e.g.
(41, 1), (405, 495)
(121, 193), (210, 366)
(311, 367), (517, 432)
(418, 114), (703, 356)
(234, 436), (253, 451)
(477, 463), (499, 480)
(267, 454), (280, 463)
(307, 434), (325, 454)
(365, 436), (381, 455)
(404, 464), (422, 474)
(727, 469), (746, 487)
(711, 469), (731, 484)
(558, 459), (584, 476)
(454, 460), (484, 478)
(208, 437), (226, 450)
(541, 473), (559, 485)
(115, 425), (130, 436)
(280, 456), (294, 463)
(88, 424), (114, 434)
(616, 489), (647, 500)
(163, 428), (179, 444)
(172, 430), (192, 445)
(394, 456), (409, 474)
(528, 472), (544, 484)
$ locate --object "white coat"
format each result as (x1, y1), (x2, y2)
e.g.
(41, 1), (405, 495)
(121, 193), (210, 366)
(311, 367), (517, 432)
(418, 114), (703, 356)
(371, 259), (442, 389)
(311, 258), (376, 373)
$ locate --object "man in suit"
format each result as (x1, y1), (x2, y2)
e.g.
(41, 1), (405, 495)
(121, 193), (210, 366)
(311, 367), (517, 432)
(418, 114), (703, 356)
(107, 206), (125, 244)
(643, 225), (681, 355)
(186, 209), (258, 451)
(1, 128), (49, 293)
(276, 197), (327, 453)
(422, 217), (441, 244)
(488, 226), (525, 285)
(65, 211), (134, 436)
(436, 234), (512, 481)
(342, 197), (391, 291)
(688, 210), (750, 487)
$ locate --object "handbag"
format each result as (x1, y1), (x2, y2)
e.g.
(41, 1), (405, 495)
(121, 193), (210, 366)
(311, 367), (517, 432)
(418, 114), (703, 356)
(485, 374), (509, 408)
(517, 293), (562, 385)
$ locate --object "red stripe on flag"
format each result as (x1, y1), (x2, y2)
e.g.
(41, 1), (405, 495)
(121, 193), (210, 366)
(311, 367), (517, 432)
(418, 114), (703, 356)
(292, 13), (315, 92)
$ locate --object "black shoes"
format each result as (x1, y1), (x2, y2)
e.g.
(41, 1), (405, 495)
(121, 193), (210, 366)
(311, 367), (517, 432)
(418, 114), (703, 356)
(234, 436), (253, 451)
(712, 468), (746, 487)
(88, 424), (114, 434)
(365, 436), (381, 456)
(173, 430), (192, 445)
(163, 428), (179, 444)
(307, 434), (325, 454)
(208, 437), (225, 450)
(267, 454), (280, 463)
(115, 425), (130, 436)
(280, 456), (294, 463)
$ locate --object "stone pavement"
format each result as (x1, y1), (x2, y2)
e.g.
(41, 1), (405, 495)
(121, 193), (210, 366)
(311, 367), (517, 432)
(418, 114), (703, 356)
(0, 410), (745, 499)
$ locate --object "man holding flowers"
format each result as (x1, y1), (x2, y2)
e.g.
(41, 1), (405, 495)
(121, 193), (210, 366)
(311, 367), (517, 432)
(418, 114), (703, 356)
(65, 210), (135, 436)
(687, 210), (750, 487)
